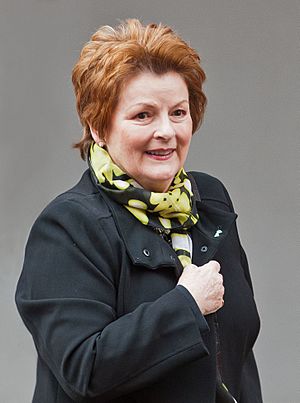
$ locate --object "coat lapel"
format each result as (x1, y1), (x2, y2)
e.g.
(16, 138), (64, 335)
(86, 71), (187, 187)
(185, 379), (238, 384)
(191, 200), (237, 267)
(98, 189), (181, 270)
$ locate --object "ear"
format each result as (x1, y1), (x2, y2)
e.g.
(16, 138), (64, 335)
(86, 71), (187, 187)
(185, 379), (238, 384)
(89, 125), (105, 146)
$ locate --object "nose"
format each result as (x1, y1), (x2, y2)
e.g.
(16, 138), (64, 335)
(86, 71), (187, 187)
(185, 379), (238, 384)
(153, 115), (176, 140)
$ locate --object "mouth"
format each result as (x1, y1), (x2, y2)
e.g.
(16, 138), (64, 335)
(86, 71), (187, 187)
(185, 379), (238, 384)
(145, 148), (175, 160)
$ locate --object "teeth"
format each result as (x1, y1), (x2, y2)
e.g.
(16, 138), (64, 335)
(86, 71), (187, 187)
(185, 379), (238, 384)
(147, 150), (172, 156)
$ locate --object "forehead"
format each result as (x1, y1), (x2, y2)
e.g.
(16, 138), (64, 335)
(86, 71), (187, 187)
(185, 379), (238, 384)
(117, 71), (189, 108)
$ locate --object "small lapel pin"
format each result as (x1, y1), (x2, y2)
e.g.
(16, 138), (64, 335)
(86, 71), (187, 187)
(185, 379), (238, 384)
(214, 229), (223, 238)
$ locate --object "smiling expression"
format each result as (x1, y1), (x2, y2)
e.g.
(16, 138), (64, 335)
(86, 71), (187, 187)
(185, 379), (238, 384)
(92, 71), (193, 192)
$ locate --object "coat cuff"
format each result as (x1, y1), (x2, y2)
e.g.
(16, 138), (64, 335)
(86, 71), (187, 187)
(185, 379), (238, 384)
(176, 285), (210, 334)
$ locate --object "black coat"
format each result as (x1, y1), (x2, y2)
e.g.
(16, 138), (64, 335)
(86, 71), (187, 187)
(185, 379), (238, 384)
(15, 170), (263, 403)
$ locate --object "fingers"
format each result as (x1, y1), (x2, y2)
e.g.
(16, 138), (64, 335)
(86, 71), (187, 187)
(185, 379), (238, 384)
(208, 260), (221, 272)
(183, 263), (198, 271)
(212, 297), (224, 314)
(178, 260), (225, 315)
(215, 296), (225, 311)
(186, 260), (220, 272)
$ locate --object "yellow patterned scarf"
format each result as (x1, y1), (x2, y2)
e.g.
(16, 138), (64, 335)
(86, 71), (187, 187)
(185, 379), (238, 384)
(89, 143), (199, 268)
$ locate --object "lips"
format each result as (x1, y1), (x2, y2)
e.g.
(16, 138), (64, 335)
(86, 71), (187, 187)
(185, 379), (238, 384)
(145, 149), (174, 156)
(145, 148), (175, 161)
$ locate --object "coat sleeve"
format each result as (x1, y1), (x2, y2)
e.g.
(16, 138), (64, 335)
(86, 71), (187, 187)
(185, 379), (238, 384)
(221, 183), (263, 402)
(15, 198), (209, 402)
(220, 183), (255, 294)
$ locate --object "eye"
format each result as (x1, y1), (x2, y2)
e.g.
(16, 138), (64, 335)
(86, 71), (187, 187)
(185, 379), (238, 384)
(172, 109), (186, 117)
(135, 112), (150, 120)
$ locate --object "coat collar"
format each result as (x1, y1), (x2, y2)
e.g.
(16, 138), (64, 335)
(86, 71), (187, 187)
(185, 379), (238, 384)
(191, 200), (237, 268)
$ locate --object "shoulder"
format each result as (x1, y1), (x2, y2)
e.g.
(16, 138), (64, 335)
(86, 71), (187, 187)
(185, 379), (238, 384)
(27, 170), (117, 249)
(39, 169), (112, 223)
(21, 171), (121, 295)
(188, 171), (234, 211)
(24, 169), (121, 276)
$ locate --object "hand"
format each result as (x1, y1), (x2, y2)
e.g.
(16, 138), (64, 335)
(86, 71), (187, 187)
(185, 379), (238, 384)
(177, 260), (224, 315)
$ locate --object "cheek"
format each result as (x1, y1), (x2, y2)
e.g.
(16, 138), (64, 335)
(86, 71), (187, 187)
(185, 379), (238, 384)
(179, 133), (192, 161)
(123, 141), (145, 164)
(126, 133), (149, 155)
(181, 127), (193, 148)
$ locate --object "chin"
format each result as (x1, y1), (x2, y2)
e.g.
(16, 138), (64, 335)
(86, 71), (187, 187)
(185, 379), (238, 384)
(151, 166), (178, 178)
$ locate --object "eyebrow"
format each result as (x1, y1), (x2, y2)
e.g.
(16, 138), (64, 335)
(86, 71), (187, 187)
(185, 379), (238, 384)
(126, 99), (189, 111)
(172, 100), (190, 108)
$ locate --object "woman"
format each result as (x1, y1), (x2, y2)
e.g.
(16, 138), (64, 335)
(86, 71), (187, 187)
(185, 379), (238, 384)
(16, 19), (262, 402)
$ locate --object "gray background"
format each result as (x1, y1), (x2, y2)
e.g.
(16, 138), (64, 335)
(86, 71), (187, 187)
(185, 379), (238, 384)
(1, 0), (299, 402)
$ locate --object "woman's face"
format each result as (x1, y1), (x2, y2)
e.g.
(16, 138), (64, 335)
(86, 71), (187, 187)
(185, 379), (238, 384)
(102, 71), (193, 192)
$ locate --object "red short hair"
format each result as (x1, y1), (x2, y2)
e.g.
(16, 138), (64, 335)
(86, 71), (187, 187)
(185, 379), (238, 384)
(72, 19), (207, 159)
